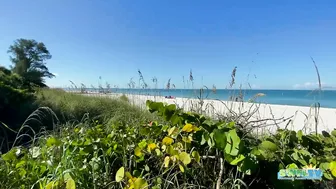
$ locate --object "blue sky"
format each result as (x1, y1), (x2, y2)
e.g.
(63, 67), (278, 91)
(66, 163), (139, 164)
(1, 0), (336, 89)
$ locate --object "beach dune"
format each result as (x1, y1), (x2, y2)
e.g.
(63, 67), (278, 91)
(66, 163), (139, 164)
(80, 92), (336, 135)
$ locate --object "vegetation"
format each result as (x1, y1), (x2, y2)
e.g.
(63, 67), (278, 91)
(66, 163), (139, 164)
(8, 39), (55, 87)
(0, 39), (335, 189)
(119, 94), (129, 102)
(0, 38), (55, 152)
(35, 89), (152, 125)
(0, 99), (335, 189)
(0, 66), (37, 151)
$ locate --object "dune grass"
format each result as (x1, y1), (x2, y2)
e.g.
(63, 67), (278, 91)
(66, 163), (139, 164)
(35, 89), (155, 125)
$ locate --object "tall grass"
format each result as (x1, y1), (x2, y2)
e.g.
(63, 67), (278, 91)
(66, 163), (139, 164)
(35, 89), (156, 125)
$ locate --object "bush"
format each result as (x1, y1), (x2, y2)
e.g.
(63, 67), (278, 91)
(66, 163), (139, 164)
(0, 100), (335, 189)
(0, 82), (36, 123)
(0, 69), (38, 151)
(0, 66), (39, 92)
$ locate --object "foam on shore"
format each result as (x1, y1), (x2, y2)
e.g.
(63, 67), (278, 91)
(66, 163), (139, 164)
(78, 92), (336, 135)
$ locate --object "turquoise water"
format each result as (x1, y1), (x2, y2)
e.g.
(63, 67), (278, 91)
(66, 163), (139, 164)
(65, 88), (336, 108)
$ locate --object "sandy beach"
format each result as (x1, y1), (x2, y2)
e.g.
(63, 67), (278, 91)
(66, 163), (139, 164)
(78, 92), (336, 135)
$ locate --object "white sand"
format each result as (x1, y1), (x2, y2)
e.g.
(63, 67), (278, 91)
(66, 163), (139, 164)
(78, 92), (336, 135)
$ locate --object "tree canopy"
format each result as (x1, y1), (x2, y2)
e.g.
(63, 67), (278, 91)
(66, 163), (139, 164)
(7, 39), (54, 87)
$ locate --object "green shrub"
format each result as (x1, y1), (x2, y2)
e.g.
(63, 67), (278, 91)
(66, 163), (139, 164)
(0, 71), (38, 152)
(0, 100), (335, 189)
(0, 67), (39, 92)
(0, 82), (36, 122)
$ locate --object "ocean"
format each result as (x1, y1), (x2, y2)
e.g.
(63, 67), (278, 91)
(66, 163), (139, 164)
(64, 88), (336, 109)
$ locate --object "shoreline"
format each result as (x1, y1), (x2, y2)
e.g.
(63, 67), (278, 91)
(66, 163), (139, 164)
(74, 91), (336, 134)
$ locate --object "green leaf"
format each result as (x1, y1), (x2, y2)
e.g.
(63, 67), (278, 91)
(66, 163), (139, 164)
(179, 164), (185, 173)
(164, 156), (170, 168)
(106, 147), (113, 156)
(226, 121), (236, 129)
(259, 141), (278, 152)
(225, 129), (241, 156)
(168, 127), (178, 136)
(192, 151), (201, 163)
(309, 158), (317, 165)
(319, 162), (329, 171)
(179, 152), (191, 165)
(18, 168), (26, 177)
(139, 127), (150, 135)
(207, 132), (214, 147)
(324, 172), (334, 180)
(134, 178), (148, 189)
(115, 167), (125, 182)
(39, 165), (47, 175)
(167, 145), (178, 156)
(155, 149), (161, 156)
(134, 147), (143, 157)
(331, 130), (336, 137)
(250, 148), (263, 158)
(151, 125), (163, 136)
(213, 129), (227, 150)
(298, 159), (307, 166)
(146, 101), (164, 113)
(145, 165), (150, 172)
(45, 181), (59, 189)
(15, 160), (26, 168)
(1, 149), (17, 161)
(230, 154), (245, 165)
(291, 152), (299, 161)
(66, 177), (76, 189)
(239, 155), (258, 175)
(329, 161), (336, 177)
(224, 152), (234, 163)
(201, 133), (207, 145)
(125, 172), (133, 179)
(46, 137), (62, 147)
(162, 125), (169, 131)
(163, 104), (176, 121)
(320, 163), (333, 180)
(171, 114), (181, 125)
(138, 140), (147, 149)
(286, 163), (298, 169)
(298, 149), (311, 156)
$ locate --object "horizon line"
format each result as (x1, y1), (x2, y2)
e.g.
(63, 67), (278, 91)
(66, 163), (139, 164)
(54, 87), (336, 91)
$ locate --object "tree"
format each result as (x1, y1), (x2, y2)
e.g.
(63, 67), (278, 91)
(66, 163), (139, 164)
(7, 39), (54, 87)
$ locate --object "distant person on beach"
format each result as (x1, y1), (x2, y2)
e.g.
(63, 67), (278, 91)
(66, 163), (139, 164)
(165, 95), (175, 99)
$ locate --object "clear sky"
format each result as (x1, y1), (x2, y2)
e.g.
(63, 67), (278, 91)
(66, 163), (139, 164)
(1, 0), (335, 89)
